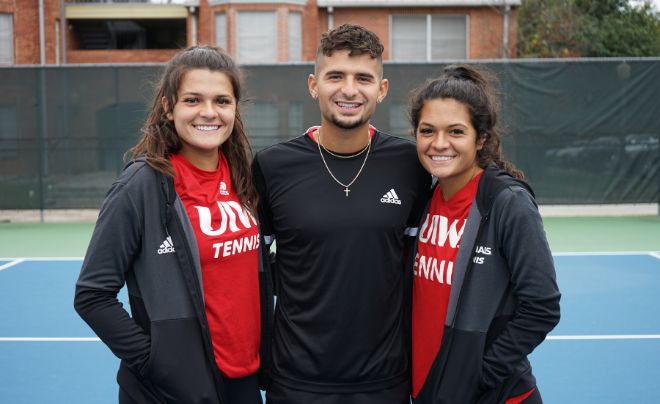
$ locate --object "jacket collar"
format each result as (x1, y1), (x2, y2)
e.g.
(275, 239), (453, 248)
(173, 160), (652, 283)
(476, 164), (534, 217)
(426, 164), (534, 218)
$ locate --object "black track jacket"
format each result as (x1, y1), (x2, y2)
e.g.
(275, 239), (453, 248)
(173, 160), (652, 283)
(74, 158), (274, 404)
(406, 165), (561, 404)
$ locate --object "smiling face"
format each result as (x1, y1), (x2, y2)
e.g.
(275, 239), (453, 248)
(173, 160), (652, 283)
(163, 69), (236, 169)
(309, 50), (387, 130)
(416, 98), (484, 199)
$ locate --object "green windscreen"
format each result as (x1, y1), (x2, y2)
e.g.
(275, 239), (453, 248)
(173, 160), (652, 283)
(0, 60), (658, 209)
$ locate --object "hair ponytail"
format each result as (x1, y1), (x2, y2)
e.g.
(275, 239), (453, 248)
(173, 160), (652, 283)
(408, 64), (524, 181)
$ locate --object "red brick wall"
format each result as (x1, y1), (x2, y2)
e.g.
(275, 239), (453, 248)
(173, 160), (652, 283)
(187, 9), (193, 47)
(322, 6), (517, 60)
(44, 0), (60, 64)
(7, 1), (515, 65)
(13, 0), (38, 64)
(227, 9), (236, 56)
(277, 8), (288, 62)
(302, 0), (318, 61)
(198, 0), (213, 46)
(0, 0), (13, 14)
(508, 7), (518, 58)
(468, 7), (503, 59)
(67, 49), (179, 64)
(9, 0), (63, 64)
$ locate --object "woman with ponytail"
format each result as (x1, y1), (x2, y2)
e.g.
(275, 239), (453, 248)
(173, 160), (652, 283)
(74, 46), (273, 404)
(405, 65), (560, 404)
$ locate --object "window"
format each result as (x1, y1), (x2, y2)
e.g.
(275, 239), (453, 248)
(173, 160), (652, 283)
(237, 11), (277, 62)
(215, 13), (227, 51)
(0, 13), (13, 64)
(288, 12), (302, 62)
(391, 14), (467, 61)
(431, 16), (468, 60)
(391, 15), (427, 61)
(0, 105), (17, 156)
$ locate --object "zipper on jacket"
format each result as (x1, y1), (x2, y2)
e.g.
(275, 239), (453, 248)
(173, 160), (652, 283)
(162, 173), (228, 404)
(168, 206), (228, 404)
(419, 214), (488, 400)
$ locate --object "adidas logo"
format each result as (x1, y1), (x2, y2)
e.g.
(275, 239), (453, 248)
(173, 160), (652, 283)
(158, 236), (175, 254)
(219, 182), (229, 195)
(381, 189), (401, 205)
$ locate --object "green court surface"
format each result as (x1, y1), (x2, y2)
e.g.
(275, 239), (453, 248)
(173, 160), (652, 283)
(0, 216), (658, 258)
(0, 223), (96, 258)
(542, 216), (660, 252)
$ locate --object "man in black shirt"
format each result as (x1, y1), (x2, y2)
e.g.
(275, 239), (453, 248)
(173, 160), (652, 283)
(253, 24), (431, 404)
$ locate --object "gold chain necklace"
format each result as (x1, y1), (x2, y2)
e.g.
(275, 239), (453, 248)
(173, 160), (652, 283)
(317, 127), (371, 197)
(319, 128), (371, 159)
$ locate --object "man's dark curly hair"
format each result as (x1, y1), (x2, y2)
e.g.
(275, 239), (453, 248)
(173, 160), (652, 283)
(316, 24), (384, 69)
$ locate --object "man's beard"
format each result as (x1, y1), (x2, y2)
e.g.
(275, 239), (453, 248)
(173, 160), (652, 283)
(329, 113), (365, 130)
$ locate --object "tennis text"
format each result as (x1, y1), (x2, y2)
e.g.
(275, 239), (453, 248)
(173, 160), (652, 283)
(414, 253), (454, 284)
(213, 235), (260, 258)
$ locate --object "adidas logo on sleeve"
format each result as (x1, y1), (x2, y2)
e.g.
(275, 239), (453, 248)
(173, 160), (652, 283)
(158, 236), (176, 254)
(219, 182), (229, 195)
(381, 189), (402, 205)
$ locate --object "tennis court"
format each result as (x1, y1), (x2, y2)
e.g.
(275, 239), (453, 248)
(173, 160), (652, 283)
(1, 218), (659, 403)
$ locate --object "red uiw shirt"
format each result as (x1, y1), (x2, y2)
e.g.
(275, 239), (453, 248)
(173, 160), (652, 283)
(412, 171), (534, 403)
(170, 152), (261, 379)
(412, 172), (481, 398)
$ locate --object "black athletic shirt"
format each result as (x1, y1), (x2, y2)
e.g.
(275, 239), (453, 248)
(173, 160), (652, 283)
(253, 129), (432, 395)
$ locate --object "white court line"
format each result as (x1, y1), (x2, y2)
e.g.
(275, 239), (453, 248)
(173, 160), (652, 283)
(0, 259), (25, 271)
(552, 251), (655, 256)
(547, 335), (660, 340)
(1, 253), (657, 261)
(2, 335), (658, 342)
(0, 257), (83, 261)
(0, 338), (100, 341)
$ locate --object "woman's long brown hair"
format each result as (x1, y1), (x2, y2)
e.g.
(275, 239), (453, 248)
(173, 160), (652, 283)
(408, 64), (524, 180)
(127, 45), (258, 216)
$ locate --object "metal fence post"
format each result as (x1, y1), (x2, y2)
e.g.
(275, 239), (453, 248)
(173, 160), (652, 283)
(63, 67), (70, 175)
(115, 66), (121, 175)
(37, 68), (47, 222)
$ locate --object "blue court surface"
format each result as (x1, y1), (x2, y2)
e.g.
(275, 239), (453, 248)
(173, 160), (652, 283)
(1, 252), (659, 404)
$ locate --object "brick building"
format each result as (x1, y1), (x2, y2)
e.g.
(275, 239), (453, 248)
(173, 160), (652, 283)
(0, 0), (518, 65)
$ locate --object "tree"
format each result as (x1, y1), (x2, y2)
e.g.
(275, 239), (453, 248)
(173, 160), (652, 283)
(518, 0), (660, 57)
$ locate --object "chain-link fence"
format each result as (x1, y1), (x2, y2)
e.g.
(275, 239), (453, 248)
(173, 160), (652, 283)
(0, 59), (658, 209)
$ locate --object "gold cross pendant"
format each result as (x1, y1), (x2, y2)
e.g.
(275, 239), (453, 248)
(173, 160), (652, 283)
(344, 187), (350, 197)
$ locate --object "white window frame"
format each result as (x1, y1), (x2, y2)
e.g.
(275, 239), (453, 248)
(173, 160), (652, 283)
(389, 14), (469, 61)
(288, 11), (302, 62)
(215, 12), (227, 51)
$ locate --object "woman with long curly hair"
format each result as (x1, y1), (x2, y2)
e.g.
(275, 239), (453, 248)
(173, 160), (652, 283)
(406, 65), (561, 404)
(75, 45), (273, 404)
